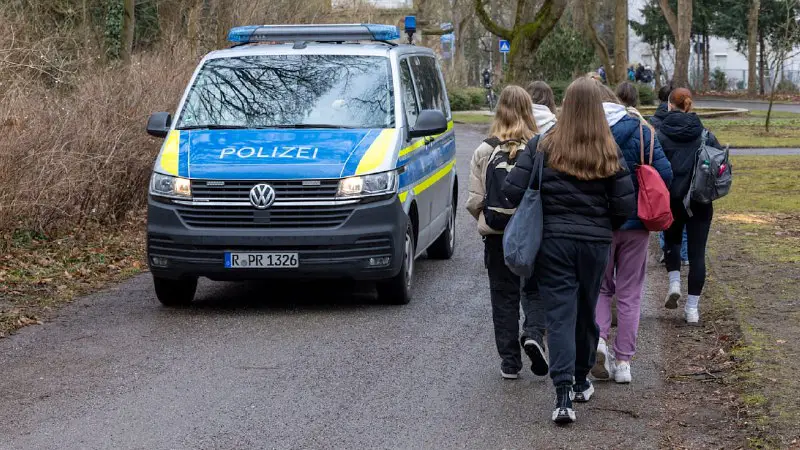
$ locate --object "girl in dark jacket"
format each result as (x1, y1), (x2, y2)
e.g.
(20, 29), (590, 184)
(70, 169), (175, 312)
(591, 83), (672, 385)
(503, 77), (636, 424)
(658, 88), (723, 324)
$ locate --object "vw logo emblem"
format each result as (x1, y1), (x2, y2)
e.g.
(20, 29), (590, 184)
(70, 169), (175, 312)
(249, 184), (276, 209)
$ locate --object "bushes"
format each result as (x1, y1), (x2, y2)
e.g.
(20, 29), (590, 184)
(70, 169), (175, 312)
(712, 68), (728, 92)
(447, 86), (489, 111)
(635, 83), (655, 106)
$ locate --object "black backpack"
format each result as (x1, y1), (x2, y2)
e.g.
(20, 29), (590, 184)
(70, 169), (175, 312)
(483, 137), (526, 231)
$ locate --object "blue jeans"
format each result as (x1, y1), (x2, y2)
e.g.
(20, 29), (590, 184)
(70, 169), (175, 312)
(659, 228), (688, 261)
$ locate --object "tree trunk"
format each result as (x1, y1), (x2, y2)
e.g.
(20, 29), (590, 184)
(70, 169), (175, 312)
(120, 0), (136, 63)
(759, 30), (766, 95)
(703, 34), (710, 92)
(614, 0), (628, 84)
(658, 0), (693, 88)
(747, 0), (761, 95)
(655, 43), (663, 92)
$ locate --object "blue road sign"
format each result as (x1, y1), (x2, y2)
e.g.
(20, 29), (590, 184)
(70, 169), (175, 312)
(499, 40), (510, 53)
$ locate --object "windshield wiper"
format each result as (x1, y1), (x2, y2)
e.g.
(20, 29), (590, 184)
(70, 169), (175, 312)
(176, 124), (250, 130)
(255, 124), (357, 129)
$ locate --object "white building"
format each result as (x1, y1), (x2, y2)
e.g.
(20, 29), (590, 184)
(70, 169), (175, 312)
(628, 0), (800, 90)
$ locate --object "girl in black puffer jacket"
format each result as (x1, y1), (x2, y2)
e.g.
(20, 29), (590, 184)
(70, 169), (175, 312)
(503, 77), (635, 425)
(658, 88), (723, 325)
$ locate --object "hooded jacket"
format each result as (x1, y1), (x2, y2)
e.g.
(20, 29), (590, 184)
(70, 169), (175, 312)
(604, 103), (673, 230)
(649, 102), (670, 131)
(503, 136), (636, 243)
(657, 110), (722, 201)
(533, 104), (557, 135)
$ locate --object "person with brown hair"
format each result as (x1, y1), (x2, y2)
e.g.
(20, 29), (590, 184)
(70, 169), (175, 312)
(615, 81), (646, 122)
(657, 88), (723, 324)
(466, 85), (548, 381)
(504, 77), (635, 424)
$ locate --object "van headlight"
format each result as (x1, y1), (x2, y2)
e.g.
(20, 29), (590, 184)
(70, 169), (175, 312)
(150, 173), (192, 198)
(337, 170), (398, 198)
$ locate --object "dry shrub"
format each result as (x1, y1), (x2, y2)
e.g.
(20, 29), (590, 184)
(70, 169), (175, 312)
(0, 0), (392, 236)
(0, 45), (197, 234)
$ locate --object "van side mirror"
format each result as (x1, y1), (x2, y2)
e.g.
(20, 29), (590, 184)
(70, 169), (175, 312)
(146, 112), (172, 138)
(409, 110), (448, 139)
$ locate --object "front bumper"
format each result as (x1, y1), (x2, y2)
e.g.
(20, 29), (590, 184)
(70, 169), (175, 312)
(146, 196), (406, 281)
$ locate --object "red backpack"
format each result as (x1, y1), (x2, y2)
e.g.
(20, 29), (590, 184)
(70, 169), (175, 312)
(636, 123), (674, 231)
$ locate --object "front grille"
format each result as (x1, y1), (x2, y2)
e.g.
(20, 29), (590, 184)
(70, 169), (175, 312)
(191, 179), (339, 201)
(175, 203), (355, 228)
(180, 179), (349, 229)
(148, 236), (393, 265)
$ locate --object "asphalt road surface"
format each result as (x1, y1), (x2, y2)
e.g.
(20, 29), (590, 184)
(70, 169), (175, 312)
(1, 126), (674, 449)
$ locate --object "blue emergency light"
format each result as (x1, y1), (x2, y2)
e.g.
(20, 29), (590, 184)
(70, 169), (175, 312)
(227, 24), (400, 44)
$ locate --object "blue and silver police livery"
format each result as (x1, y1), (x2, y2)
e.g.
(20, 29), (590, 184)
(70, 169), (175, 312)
(145, 24), (457, 306)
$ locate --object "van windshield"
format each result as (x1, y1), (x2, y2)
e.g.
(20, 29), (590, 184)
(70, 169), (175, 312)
(176, 54), (394, 130)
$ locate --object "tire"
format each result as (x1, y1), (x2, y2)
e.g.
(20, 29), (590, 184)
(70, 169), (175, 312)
(153, 276), (197, 307)
(377, 221), (415, 305)
(427, 202), (455, 260)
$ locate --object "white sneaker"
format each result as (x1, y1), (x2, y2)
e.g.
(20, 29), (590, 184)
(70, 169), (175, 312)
(501, 369), (519, 380)
(590, 338), (614, 380)
(685, 307), (700, 324)
(664, 282), (681, 309)
(615, 361), (632, 384)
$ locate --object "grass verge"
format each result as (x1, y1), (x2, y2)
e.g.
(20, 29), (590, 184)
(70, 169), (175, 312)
(453, 111), (800, 148)
(707, 155), (800, 447)
(0, 216), (146, 338)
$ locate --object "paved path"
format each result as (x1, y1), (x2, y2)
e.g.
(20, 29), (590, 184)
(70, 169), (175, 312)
(1, 127), (679, 449)
(731, 148), (800, 155)
(695, 98), (800, 113)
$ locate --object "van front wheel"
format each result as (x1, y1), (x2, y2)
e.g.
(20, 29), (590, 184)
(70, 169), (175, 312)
(153, 276), (197, 307)
(427, 203), (455, 260)
(377, 221), (415, 305)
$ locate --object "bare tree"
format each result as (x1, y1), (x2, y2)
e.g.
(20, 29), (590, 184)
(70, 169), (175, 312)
(748, 0), (761, 95)
(614, 0), (628, 84)
(121, 0), (136, 63)
(584, 0), (616, 84)
(475, 0), (568, 81)
(658, 0), (693, 88)
(765, 0), (800, 132)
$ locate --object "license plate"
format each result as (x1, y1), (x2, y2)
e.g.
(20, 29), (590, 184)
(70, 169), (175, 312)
(224, 252), (299, 269)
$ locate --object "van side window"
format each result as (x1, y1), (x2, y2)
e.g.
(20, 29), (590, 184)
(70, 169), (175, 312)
(410, 56), (447, 116)
(400, 59), (419, 128)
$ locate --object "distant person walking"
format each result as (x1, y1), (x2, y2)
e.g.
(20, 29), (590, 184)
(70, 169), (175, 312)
(504, 77), (635, 424)
(466, 86), (548, 380)
(657, 88), (723, 324)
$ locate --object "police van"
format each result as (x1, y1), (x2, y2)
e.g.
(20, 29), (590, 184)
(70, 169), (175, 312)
(145, 24), (457, 306)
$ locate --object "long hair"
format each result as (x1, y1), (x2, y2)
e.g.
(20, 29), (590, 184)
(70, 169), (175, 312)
(541, 77), (621, 180)
(490, 85), (537, 155)
(597, 80), (621, 104)
(526, 81), (557, 114)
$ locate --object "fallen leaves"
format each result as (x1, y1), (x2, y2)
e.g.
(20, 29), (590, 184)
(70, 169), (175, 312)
(0, 217), (147, 337)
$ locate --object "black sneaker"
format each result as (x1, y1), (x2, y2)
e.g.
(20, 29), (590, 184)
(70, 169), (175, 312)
(552, 385), (576, 424)
(522, 335), (549, 376)
(573, 379), (594, 403)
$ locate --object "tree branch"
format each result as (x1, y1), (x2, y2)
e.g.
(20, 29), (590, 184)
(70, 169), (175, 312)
(583, 0), (614, 83)
(474, 0), (512, 40)
(658, 0), (678, 38)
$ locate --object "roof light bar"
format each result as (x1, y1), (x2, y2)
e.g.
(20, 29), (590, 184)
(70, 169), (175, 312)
(227, 24), (400, 44)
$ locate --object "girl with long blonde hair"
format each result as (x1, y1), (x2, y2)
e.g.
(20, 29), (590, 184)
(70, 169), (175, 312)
(466, 85), (548, 381)
(503, 77), (636, 424)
